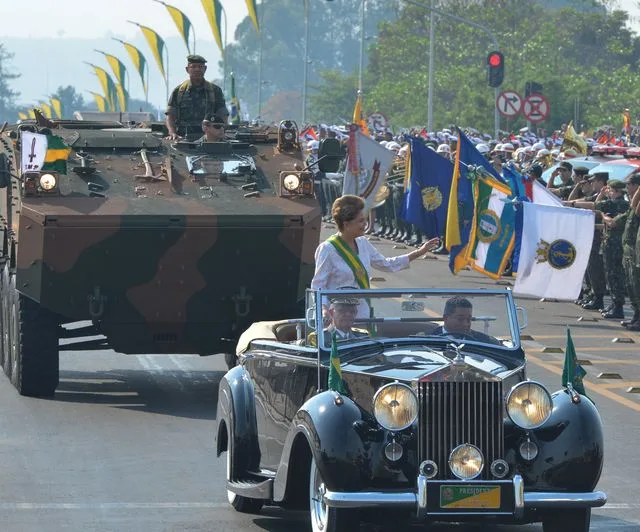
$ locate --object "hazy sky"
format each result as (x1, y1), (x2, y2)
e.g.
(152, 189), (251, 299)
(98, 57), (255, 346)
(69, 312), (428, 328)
(0, 0), (248, 40)
(2, 0), (640, 108)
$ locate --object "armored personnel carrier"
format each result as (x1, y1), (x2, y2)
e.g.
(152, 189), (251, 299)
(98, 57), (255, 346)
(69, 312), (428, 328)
(0, 117), (320, 396)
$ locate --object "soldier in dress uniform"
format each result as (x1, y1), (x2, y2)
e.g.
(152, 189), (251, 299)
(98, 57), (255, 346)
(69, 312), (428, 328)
(165, 55), (228, 140)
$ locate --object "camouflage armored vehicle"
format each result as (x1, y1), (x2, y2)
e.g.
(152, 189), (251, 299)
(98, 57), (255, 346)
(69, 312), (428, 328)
(0, 117), (320, 396)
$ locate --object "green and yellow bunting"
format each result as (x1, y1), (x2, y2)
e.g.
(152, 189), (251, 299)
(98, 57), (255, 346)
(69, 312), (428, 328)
(201, 0), (224, 53)
(18, 111), (28, 121)
(327, 234), (371, 289)
(245, 0), (260, 32)
(50, 97), (62, 119)
(129, 21), (167, 80)
(328, 332), (346, 394)
(113, 38), (149, 98)
(39, 102), (53, 119)
(89, 92), (108, 113)
(28, 109), (36, 119)
(86, 63), (118, 112)
(95, 50), (128, 87)
(156, 0), (193, 53)
(115, 83), (129, 112)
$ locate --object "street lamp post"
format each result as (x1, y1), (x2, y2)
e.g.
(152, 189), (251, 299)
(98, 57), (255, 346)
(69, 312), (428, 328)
(403, 0), (500, 138)
(359, 0), (365, 93)
(427, 0), (435, 132)
(257, 3), (265, 120)
(302, 0), (310, 123)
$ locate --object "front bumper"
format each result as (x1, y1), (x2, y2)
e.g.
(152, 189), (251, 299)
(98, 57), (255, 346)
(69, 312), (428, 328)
(323, 474), (607, 519)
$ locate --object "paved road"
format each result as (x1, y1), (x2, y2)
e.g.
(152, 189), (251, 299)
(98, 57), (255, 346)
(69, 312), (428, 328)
(0, 226), (638, 531)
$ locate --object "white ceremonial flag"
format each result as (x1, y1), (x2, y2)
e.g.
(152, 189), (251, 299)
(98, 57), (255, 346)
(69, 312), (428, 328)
(342, 130), (394, 211)
(532, 181), (564, 207)
(20, 131), (48, 172)
(514, 203), (594, 300)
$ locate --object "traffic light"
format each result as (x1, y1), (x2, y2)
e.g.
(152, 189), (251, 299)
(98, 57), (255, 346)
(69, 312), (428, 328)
(487, 51), (505, 88)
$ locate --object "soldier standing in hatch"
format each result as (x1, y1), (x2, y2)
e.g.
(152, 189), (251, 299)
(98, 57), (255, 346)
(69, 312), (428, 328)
(165, 55), (229, 140)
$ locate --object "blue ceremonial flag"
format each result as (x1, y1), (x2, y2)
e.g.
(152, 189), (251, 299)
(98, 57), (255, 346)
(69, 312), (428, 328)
(447, 128), (493, 273)
(401, 137), (453, 238)
(502, 164), (530, 273)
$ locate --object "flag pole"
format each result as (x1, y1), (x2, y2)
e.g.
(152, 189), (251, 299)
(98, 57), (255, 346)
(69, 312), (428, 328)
(222, 4), (228, 94)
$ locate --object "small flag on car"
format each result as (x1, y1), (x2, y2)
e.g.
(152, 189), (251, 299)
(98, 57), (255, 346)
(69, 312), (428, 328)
(562, 328), (587, 396)
(328, 331), (346, 394)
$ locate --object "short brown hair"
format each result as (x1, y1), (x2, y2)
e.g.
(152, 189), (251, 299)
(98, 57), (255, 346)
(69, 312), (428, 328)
(332, 195), (364, 231)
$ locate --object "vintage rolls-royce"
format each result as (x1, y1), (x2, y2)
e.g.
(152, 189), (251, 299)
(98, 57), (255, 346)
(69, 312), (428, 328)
(215, 288), (606, 531)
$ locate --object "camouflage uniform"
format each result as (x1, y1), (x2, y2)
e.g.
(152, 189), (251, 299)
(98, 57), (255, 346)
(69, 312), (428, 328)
(622, 210), (640, 320)
(597, 197), (629, 308)
(166, 80), (228, 139)
(582, 192), (607, 309)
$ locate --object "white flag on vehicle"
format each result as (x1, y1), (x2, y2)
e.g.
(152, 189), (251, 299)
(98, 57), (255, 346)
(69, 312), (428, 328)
(342, 129), (394, 211)
(20, 131), (48, 172)
(514, 202), (594, 300)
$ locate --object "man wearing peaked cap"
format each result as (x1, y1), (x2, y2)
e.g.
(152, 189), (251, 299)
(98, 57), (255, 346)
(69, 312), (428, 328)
(307, 295), (370, 347)
(165, 54), (228, 140)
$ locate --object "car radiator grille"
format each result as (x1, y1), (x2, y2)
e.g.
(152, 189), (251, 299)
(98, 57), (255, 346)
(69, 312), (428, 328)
(418, 381), (504, 480)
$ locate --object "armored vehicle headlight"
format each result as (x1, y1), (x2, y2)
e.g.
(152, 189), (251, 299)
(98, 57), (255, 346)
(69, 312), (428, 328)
(506, 381), (552, 430)
(373, 383), (418, 431)
(39, 173), (57, 191)
(449, 444), (484, 480)
(283, 174), (301, 191)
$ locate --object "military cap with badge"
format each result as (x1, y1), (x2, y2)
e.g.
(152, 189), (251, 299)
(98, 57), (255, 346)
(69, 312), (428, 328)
(608, 180), (626, 190)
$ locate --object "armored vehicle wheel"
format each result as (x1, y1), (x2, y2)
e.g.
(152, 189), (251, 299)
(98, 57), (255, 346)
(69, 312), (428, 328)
(543, 508), (591, 532)
(224, 352), (237, 370)
(225, 446), (263, 514)
(3, 263), (59, 396)
(309, 457), (358, 532)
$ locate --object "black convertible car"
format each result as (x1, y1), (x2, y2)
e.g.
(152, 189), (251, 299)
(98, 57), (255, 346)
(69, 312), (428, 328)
(215, 288), (606, 531)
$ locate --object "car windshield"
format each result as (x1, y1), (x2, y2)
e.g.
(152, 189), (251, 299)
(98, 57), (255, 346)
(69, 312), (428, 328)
(541, 159), (600, 184)
(306, 289), (519, 351)
(585, 162), (636, 182)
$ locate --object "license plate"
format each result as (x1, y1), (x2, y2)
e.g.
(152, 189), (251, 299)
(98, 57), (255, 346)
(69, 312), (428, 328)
(439, 485), (501, 509)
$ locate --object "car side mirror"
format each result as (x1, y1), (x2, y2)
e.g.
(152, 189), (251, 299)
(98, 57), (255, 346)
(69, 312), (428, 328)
(516, 307), (528, 330)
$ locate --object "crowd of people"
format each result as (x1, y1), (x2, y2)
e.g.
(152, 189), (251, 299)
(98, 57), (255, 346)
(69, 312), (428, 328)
(163, 53), (640, 331)
(301, 122), (640, 331)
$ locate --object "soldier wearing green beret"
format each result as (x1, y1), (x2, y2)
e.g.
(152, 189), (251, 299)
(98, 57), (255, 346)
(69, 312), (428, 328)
(165, 55), (229, 140)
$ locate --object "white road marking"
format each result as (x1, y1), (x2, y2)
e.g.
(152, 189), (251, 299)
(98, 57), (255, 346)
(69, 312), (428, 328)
(0, 502), (228, 510)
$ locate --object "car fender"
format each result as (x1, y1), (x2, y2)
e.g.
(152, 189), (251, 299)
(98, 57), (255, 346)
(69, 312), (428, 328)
(508, 389), (604, 491)
(273, 391), (371, 501)
(215, 365), (260, 474)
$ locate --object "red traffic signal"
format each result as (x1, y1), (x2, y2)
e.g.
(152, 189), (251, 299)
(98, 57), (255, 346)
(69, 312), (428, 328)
(487, 51), (505, 88)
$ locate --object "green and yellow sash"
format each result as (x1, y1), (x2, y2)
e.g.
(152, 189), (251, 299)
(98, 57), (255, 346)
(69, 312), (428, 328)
(327, 234), (370, 289)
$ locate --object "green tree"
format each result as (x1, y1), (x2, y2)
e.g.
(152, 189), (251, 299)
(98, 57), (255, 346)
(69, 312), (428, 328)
(223, 0), (397, 121)
(0, 44), (20, 122)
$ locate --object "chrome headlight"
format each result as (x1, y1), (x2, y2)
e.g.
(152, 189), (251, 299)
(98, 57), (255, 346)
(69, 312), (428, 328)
(282, 174), (300, 191)
(39, 173), (57, 191)
(506, 381), (553, 429)
(449, 444), (484, 480)
(373, 382), (418, 431)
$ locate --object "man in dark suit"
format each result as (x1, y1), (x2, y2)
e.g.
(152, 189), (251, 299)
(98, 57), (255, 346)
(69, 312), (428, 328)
(308, 296), (369, 347)
(431, 296), (500, 345)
